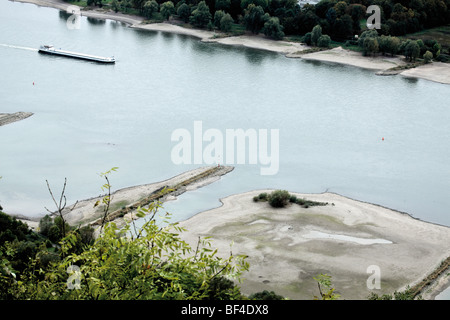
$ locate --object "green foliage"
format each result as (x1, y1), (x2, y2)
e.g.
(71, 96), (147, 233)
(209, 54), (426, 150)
(311, 24), (322, 46)
(368, 286), (416, 300)
(253, 190), (327, 209)
(317, 34), (331, 48)
(220, 13), (233, 32)
(111, 0), (120, 13)
(189, 1), (212, 28)
(248, 290), (284, 300)
(303, 32), (312, 45)
(177, 3), (191, 23)
(5, 200), (249, 300)
(404, 39), (420, 61)
(268, 190), (290, 208)
(214, 10), (225, 29)
(160, 1), (175, 20)
(313, 274), (340, 300)
(263, 17), (285, 40)
(378, 35), (401, 56)
(423, 50), (433, 63)
(243, 4), (269, 34)
(215, 0), (231, 12)
(143, 0), (159, 19)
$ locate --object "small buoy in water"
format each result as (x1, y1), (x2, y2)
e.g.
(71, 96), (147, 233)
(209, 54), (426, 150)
(382, 137), (384, 141)
(33, 82), (34, 85)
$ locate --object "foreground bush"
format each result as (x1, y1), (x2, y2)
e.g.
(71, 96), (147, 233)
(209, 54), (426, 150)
(1, 202), (249, 300)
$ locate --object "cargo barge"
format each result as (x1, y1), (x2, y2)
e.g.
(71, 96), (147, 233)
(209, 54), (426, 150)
(38, 45), (115, 64)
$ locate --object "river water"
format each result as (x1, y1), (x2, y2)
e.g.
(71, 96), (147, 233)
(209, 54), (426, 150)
(1, 0), (450, 228)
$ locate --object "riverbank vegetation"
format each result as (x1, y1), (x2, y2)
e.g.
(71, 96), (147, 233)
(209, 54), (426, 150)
(68, 0), (450, 61)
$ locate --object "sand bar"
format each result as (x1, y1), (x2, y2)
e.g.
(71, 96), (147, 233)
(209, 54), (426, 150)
(400, 62), (450, 85)
(58, 166), (233, 227)
(299, 46), (407, 71)
(0, 112), (33, 127)
(179, 190), (450, 300)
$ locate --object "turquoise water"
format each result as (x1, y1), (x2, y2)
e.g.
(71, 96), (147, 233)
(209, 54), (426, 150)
(1, 0), (450, 229)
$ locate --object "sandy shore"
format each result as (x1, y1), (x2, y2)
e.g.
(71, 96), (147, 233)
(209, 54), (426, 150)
(179, 190), (450, 300)
(0, 112), (33, 127)
(12, 0), (450, 85)
(299, 46), (407, 71)
(400, 62), (450, 85)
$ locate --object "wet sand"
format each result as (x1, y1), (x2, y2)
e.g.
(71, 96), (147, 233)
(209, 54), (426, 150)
(179, 190), (450, 299)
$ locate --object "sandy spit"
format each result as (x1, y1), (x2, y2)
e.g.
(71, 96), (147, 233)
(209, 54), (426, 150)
(58, 166), (233, 227)
(179, 190), (450, 300)
(0, 112), (33, 127)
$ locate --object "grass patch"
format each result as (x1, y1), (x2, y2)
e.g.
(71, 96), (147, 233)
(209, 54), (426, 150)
(67, 0), (88, 7)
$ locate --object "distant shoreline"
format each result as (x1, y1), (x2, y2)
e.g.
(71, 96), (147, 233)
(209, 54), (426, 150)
(11, 0), (450, 85)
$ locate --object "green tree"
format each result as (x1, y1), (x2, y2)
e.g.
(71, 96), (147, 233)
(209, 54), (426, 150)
(358, 29), (379, 56)
(189, 1), (212, 28)
(311, 24), (322, 46)
(317, 34), (331, 48)
(268, 190), (291, 208)
(38, 214), (53, 237)
(111, 0), (120, 13)
(143, 0), (159, 19)
(220, 13), (233, 32)
(215, 0), (231, 12)
(423, 50), (433, 63)
(303, 32), (312, 45)
(177, 3), (191, 23)
(160, 1), (175, 20)
(404, 40), (420, 62)
(363, 37), (379, 56)
(241, 0), (269, 11)
(262, 17), (285, 40)
(214, 10), (225, 29)
(243, 4), (269, 34)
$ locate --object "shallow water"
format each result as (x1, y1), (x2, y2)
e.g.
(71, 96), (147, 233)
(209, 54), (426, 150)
(1, 1), (450, 228)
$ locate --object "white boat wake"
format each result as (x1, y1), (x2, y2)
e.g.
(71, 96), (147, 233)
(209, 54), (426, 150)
(0, 44), (38, 51)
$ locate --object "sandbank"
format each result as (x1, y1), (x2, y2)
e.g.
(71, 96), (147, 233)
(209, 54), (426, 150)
(58, 165), (233, 227)
(299, 46), (407, 71)
(179, 190), (450, 300)
(400, 62), (450, 85)
(0, 112), (33, 127)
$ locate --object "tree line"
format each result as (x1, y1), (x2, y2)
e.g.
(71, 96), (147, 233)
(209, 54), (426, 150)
(84, 0), (450, 42)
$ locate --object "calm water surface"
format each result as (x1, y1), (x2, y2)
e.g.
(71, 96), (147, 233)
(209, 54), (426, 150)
(1, 0), (450, 228)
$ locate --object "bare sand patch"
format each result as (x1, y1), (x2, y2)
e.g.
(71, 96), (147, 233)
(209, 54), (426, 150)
(400, 62), (450, 85)
(300, 46), (406, 71)
(0, 112), (33, 127)
(179, 190), (450, 300)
